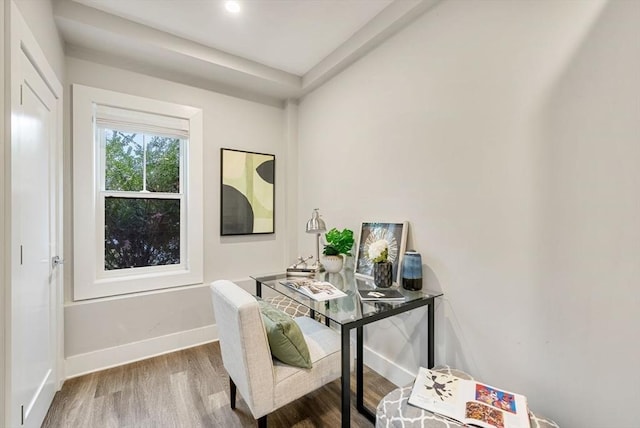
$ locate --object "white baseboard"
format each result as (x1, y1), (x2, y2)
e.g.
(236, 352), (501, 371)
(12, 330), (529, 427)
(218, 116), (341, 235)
(64, 324), (218, 379)
(363, 345), (416, 387)
(64, 321), (413, 388)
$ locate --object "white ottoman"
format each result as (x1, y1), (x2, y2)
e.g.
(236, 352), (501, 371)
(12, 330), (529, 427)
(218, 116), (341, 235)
(376, 366), (559, 428)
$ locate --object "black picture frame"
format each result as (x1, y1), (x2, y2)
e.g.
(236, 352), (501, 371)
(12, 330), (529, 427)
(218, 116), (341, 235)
(354, 221), (408, 285)
(220, 148), (275, 236)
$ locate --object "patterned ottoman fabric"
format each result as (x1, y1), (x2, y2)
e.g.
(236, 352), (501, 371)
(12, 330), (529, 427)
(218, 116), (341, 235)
(264, 295), (310, 317)
(376, 366), (559, 428)
(263, 295), (326, 323)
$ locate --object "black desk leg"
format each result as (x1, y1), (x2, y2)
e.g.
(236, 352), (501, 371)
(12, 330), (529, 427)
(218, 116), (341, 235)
(325, 302), (331, 326)
(356, 326), (364, 410)
(428, 301), (435, 369)
(256, 280), (262, 298)
(341, 325), (351, 428)
(355, 325), (375, 422)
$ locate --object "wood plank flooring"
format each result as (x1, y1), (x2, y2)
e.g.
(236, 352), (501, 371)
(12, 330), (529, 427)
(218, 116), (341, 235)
(42, 342), (397, 427)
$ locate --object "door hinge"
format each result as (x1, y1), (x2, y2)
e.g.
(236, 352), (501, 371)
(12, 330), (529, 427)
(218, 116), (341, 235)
(20, 84), (23, 105)
(20, 245), (23, 265)
(21, 404), (24, 425)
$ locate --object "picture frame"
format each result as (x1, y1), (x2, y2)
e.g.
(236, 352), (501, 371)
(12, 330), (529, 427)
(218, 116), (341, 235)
(354, 221), (409, 285)
(220, 148), (275, 235)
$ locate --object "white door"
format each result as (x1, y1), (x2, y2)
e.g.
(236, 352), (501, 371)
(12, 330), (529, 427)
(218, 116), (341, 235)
(10, 29), (61, 428)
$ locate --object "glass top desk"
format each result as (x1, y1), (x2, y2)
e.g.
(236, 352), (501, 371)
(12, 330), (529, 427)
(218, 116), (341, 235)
(251, 272), (443, 428)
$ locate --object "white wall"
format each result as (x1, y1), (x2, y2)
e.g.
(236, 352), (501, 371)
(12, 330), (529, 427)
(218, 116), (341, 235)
(63, 57), (289, 375)
(1, 1), (7, 423)
(297, 0), (640, 426)
(13, 0), (65, 82)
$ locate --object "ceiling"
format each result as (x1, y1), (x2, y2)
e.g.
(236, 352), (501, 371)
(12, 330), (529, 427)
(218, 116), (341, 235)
(54, 0), (440, 103)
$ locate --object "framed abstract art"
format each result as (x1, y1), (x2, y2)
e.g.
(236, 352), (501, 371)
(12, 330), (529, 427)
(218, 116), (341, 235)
(220, 148), (275, 235)
(354, 221), (408, 285)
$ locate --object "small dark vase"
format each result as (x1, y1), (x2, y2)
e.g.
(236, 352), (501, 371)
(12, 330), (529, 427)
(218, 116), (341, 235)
(373, 261), (393, 288)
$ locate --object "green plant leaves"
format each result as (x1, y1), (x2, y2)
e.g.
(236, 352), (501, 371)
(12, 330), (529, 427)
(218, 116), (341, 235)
(323, 228), (354, 256)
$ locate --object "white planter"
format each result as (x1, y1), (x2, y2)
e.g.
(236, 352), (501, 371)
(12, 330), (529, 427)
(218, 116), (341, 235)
(322, 255), (344, 273)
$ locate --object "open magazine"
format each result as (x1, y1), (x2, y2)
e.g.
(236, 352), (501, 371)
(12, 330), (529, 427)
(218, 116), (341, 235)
(279, 278), (347, 301)
(408, 368), (531, 428)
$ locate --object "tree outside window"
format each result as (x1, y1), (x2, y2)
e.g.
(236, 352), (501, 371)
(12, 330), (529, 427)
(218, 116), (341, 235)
(101, 129), (182, 271)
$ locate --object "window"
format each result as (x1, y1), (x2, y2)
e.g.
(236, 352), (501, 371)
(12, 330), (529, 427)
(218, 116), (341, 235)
(73, 85), (203, 300)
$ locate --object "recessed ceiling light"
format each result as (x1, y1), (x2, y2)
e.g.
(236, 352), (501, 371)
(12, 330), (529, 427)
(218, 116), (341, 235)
(225, 1), (241, 14)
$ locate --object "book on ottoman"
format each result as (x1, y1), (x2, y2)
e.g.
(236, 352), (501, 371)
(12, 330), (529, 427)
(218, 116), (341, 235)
(408, 367), (531, 428)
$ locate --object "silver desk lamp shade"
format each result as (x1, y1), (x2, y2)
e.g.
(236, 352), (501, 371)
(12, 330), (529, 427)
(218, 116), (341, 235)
(306, 209), (326, 271)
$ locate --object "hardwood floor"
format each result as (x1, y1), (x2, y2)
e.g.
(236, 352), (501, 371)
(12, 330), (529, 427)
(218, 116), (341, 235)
(42, 342), (397, 427)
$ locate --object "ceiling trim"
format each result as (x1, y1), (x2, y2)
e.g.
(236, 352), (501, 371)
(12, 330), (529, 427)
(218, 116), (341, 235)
(65, 45), (287, 108)
(54, 0), (300, 85)
(54, 0), (441, 103)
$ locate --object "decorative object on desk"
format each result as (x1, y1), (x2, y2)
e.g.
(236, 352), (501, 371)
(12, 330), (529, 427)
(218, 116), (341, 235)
(401, 250), (423, 291)
(322, 227), (354, 273)
(368, 238), (393, 288)
(355, 221), (408, 285)
(286, 255), (316, 276)
(373, 260), (393, 288)
(305, 208), (327, 272)
(322, 256), (343, 274)
(220, 148), (274, 235)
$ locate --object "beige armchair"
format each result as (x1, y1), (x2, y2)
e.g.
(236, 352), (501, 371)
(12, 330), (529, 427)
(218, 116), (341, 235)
(210, 280), (342, 427)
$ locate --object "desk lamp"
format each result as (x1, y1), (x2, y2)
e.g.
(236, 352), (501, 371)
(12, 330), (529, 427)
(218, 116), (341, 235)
(305, 208), (326, 272)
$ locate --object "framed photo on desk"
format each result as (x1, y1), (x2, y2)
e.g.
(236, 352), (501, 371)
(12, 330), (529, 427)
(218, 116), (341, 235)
(354, 221), (408, 285)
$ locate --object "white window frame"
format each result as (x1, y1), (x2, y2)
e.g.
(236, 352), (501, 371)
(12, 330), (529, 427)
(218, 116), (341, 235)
(73, 84), (203, 300)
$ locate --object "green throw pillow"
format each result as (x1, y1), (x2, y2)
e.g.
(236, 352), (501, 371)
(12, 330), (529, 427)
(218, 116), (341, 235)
(257, 300), (312, 369)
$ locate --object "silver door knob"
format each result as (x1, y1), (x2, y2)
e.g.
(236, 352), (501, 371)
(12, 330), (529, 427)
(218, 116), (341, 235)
(52, 255), (64, 268)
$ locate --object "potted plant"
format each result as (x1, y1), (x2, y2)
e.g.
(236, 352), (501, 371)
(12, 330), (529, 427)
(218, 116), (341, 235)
(322, 228), (354, 273)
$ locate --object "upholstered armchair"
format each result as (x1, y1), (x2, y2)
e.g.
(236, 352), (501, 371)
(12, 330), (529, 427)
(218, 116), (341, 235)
(210, 280), (343, 427)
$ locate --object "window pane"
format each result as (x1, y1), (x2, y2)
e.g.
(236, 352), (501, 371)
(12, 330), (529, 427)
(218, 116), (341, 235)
(104, 129), (143, 191)
(104, 197), (180, 270)
(146, 136), (180, 193)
